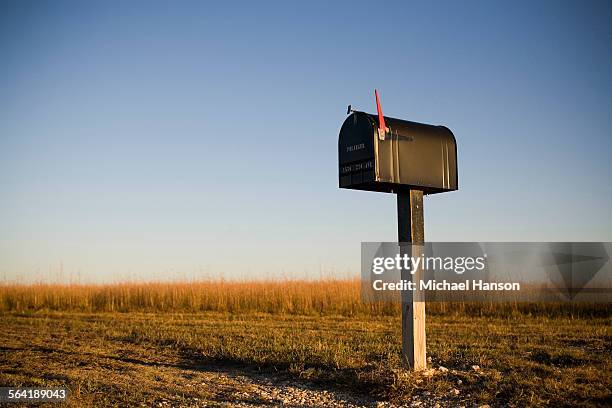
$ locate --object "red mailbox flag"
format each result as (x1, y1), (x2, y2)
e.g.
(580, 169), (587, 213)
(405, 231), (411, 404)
(375, 89), (388, 139)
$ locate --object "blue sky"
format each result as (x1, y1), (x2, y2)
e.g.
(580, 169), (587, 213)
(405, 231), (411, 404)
(1, 0), (611, 282)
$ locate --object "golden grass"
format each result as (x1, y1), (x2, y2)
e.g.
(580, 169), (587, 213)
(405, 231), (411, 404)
(0, 279), (374, 315)
(1, 280), (609, 317)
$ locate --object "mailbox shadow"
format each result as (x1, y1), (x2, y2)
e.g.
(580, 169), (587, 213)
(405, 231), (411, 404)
(175, 346), (380, 400)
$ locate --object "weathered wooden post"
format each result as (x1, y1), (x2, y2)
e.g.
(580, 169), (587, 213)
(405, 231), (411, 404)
(338, 90), (458, 370)
(398, 190), (426, 369)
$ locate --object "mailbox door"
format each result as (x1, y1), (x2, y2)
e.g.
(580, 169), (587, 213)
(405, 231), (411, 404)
(338, 113), (376, 188)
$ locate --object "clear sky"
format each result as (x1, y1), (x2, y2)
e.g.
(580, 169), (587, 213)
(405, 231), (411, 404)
(1, 0), (611, 283)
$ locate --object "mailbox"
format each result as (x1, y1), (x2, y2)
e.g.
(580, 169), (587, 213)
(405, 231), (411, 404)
(338, 111), (458, 194)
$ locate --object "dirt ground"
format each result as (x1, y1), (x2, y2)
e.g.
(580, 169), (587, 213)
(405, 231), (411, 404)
(0, 311), (610, 407)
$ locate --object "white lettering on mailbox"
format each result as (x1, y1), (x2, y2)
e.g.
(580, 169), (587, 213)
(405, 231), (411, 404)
(346, 143), (365, 152)
(340, 160), (373, 174)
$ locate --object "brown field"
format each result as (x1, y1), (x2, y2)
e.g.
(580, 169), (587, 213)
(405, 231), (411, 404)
(0, 280), (611, 407)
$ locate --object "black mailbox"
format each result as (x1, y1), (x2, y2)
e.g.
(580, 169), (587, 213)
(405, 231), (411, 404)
(338, 111), (458, 194)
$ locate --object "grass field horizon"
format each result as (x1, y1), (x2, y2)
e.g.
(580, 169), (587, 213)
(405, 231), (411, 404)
(2, 279), (610, 317)
(1, 280), (610, 406)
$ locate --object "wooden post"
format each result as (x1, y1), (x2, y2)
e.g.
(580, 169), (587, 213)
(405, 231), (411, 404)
(397, 189), (426, 370)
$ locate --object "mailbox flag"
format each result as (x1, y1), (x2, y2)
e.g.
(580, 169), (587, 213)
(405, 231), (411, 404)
(375, 89), (388, 139)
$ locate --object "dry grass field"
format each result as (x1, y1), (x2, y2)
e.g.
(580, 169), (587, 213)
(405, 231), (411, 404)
(0, 281), (610, 407)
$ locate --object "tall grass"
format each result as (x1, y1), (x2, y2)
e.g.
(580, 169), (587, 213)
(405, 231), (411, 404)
(0, 280), (381, 315)
(0, 280), (609, 317)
